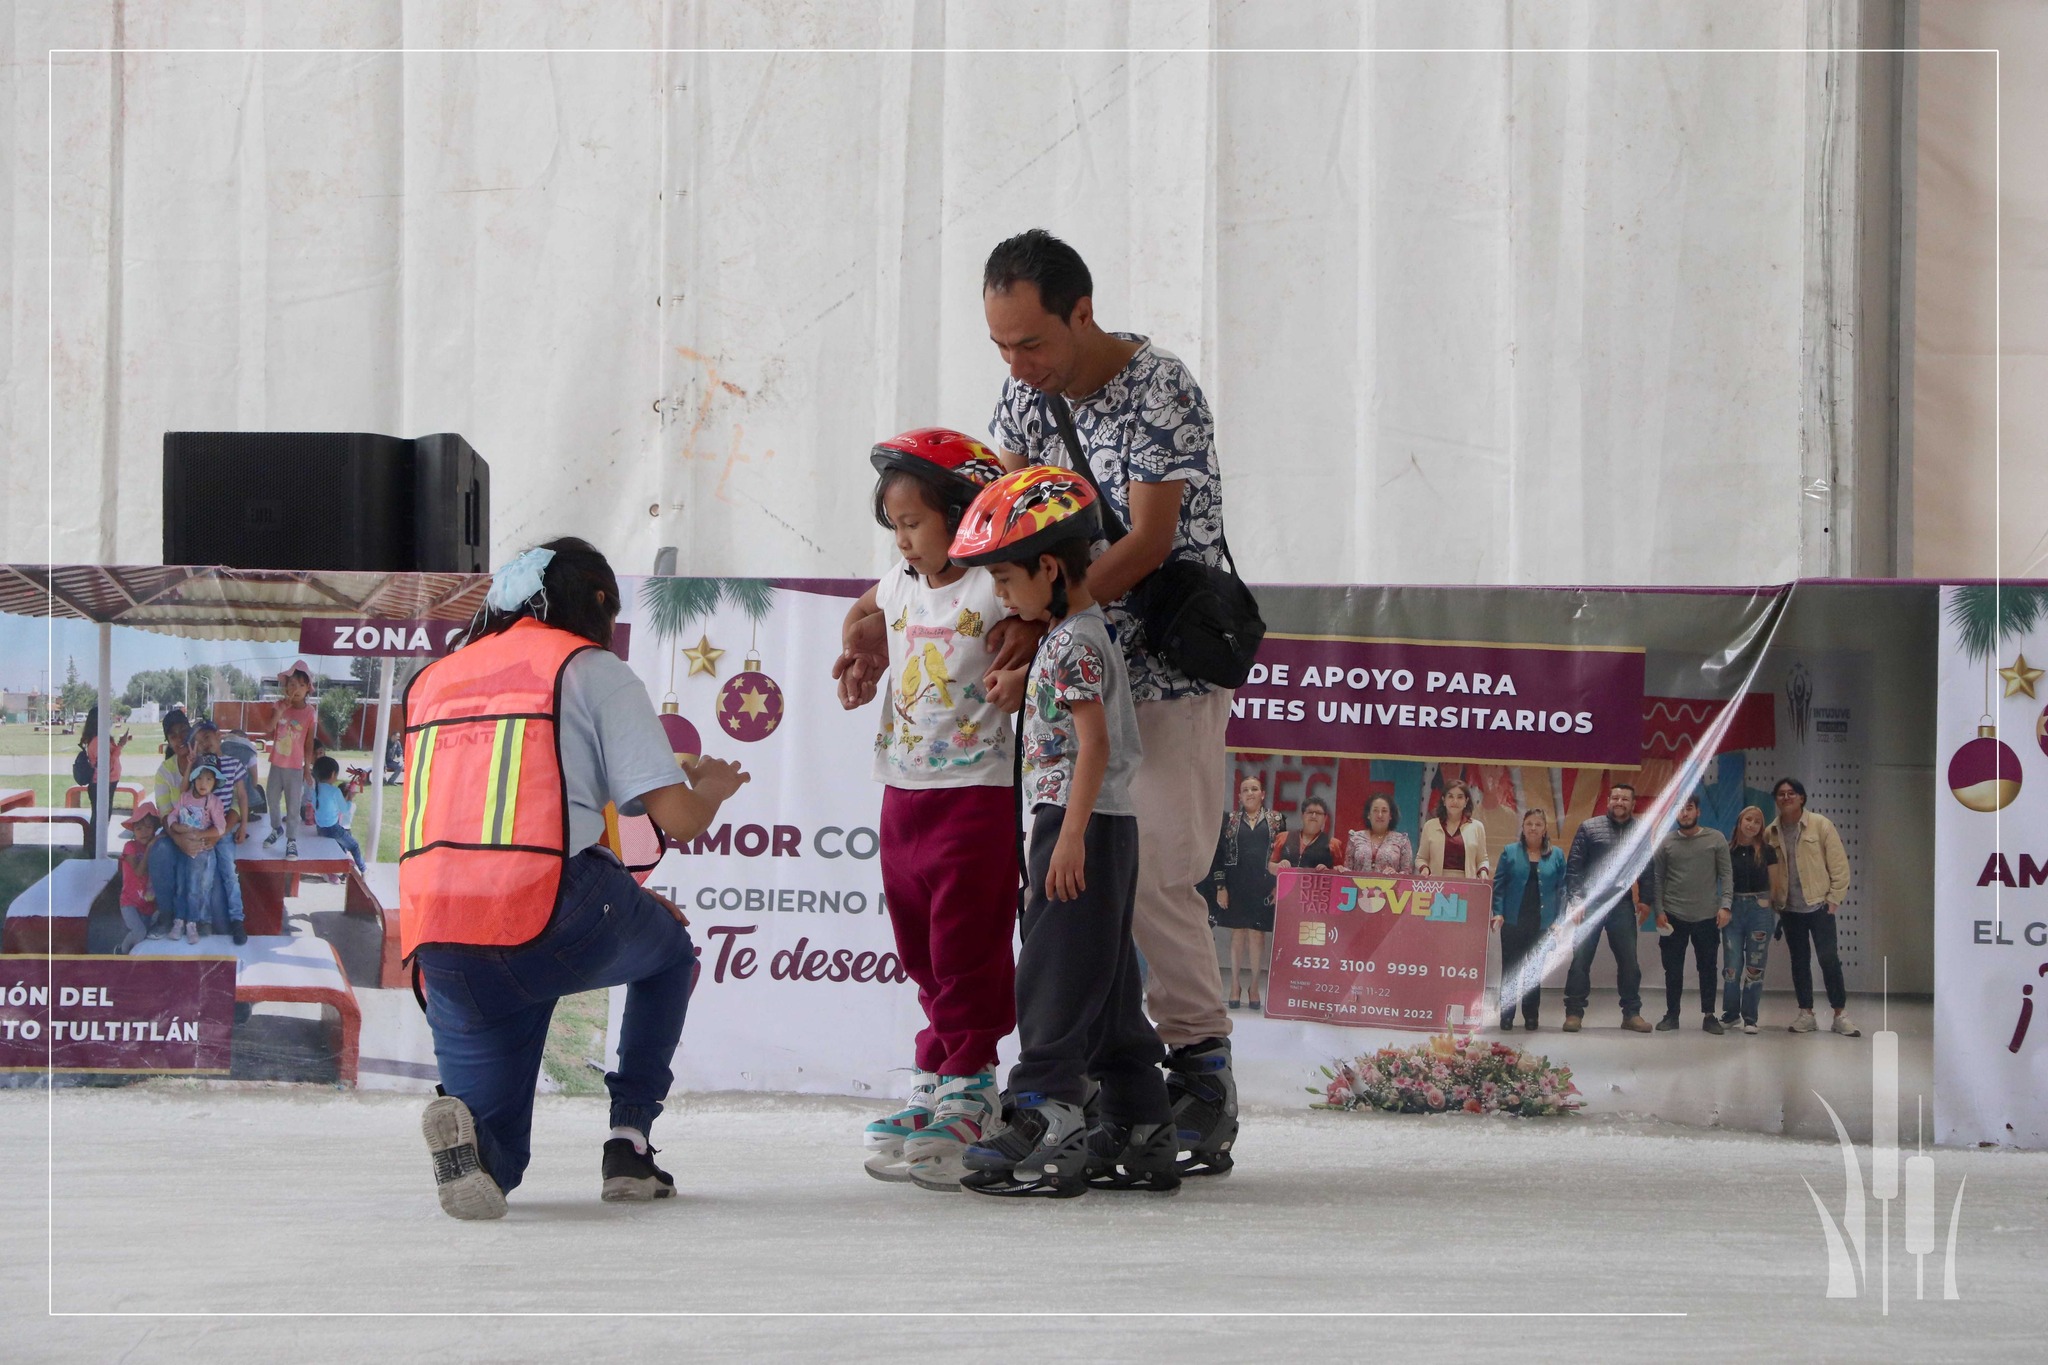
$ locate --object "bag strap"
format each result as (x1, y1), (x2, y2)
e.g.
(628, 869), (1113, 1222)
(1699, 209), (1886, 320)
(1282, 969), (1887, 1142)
(1046, 394), (1127, 543)
(1043, 392), (1246, 579)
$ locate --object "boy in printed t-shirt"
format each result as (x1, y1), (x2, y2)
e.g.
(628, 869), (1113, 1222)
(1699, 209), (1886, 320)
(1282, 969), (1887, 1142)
(944, 465), (1177, 1199)
(264, 661), (320, 860)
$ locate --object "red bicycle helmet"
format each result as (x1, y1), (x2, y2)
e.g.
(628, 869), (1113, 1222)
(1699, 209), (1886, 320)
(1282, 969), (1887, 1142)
(869, 427), (1005, 502)
(948, 465), (1101, 566)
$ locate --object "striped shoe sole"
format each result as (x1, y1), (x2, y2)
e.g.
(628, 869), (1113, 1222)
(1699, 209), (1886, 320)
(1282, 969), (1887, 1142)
(422, 1096), (506, 1221)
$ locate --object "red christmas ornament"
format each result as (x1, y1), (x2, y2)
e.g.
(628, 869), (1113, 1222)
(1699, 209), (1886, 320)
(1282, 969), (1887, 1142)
(1948, 723), (2022, 813)
(659, 700), (702, 762)
(2037, 704), (2047, 759)
(716, 651), (784, 742)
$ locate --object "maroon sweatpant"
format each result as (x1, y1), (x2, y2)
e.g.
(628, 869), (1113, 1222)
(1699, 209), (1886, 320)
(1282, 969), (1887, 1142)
(879, 783), (1019, 1076)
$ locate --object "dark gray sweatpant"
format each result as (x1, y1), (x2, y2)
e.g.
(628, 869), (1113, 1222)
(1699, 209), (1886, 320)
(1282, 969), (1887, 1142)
(1007, 804), (1170, 1126)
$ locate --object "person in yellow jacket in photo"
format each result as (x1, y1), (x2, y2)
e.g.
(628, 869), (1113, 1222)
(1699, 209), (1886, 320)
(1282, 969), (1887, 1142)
(1762, 776), (1857, 1037)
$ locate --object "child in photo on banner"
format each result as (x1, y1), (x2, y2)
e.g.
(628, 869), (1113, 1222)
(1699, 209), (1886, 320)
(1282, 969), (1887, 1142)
(834, 428), (1018, 1191)
(264, 660), (320, 859)
(116, 803), (161, 954)
(311, 755), (367, 872)
(944, 465), (1178, 1199)
(167, 759), (230, 945)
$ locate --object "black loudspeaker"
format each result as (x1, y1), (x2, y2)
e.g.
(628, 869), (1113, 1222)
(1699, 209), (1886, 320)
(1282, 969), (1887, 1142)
(163, 432), (489, 572)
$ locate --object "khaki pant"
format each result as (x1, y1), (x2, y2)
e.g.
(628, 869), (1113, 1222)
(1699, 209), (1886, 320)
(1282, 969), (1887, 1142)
(1130, 688), (1234, 1048)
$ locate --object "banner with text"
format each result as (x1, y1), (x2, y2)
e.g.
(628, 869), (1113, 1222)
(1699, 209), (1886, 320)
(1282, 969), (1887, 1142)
(1934, 584), (2048, 1148)
(0, 956), (235, 1074)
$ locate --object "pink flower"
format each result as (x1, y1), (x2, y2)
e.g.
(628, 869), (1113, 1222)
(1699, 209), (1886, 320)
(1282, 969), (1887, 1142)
(1422, 1085), (1445, 1109)
(1463, 1099), (1484, 1114)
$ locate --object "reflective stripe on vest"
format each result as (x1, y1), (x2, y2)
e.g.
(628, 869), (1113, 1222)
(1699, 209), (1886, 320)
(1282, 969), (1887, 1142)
(398, 619), (593, 954)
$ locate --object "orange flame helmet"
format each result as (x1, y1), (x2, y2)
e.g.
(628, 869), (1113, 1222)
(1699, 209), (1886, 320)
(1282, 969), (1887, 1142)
(869, 428), (1006, 504)
(948, 465), (1101, 566)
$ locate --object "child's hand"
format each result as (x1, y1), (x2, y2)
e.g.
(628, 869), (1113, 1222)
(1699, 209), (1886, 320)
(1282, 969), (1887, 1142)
(985, 667), (1026, 712)
(832, 651), (881, 710)
(1047, 829), (1088, 902)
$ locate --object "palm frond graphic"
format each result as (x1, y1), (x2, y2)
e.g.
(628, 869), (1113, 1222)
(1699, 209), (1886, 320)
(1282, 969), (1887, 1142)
(637, 578), (779, 641)
(1945, 584), (2048, 661)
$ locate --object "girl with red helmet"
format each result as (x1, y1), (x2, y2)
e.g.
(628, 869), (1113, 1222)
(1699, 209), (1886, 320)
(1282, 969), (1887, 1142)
(835, 428), (1020, 1189)
(946, 467), (1179, 1197)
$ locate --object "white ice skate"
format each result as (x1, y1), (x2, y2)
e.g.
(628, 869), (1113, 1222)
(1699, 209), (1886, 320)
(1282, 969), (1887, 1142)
(903, 1071), (1001, 1192)
(861, 1071), (938, 1183)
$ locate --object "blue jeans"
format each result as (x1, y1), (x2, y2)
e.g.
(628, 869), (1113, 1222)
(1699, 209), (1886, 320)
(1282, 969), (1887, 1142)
(176, 836), (244, 929)
(147, 835), (186, 927)
(1720, 895), (1773, 1023)
(319, 823), (365, 871)
(1563, 899), (1643, 1019)
(415, 850), (697, 1193)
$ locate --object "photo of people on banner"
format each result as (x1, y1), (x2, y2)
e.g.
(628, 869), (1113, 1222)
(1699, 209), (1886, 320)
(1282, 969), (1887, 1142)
(1214, 612), (1880, 1043)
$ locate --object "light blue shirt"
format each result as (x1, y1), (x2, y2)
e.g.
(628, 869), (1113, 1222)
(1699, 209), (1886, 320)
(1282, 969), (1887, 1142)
(557, 649), (690, 853)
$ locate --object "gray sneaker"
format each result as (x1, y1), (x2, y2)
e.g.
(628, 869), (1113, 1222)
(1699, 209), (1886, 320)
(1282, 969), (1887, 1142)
(1742, 1021), (1759, 1035)
(1831, 1013), (1861, 1037)
(1789, 1010), (1818, 1033)
(422, 1094), (506, 1220)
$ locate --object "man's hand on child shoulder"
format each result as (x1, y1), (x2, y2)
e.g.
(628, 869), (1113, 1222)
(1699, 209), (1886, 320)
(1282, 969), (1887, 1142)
(986, 616), (1048, 673)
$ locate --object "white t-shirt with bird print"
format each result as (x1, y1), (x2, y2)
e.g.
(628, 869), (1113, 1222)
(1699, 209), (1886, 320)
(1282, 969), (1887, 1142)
(871, 562), (1015, 789)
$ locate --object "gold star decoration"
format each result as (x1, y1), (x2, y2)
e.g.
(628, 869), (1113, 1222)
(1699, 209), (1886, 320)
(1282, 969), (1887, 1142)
(682, 635), (726, 677)
(735, 687), (770, 718)
(2000, 653), (2044, 699)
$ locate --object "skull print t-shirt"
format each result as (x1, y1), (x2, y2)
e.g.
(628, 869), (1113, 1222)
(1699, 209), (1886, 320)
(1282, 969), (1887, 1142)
(871, 562), (1015, 789)
(1023, 605), (1142, 817)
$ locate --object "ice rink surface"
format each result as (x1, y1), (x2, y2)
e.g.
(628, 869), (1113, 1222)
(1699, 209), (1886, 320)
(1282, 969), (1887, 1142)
(4, 1088), (2044, 1362)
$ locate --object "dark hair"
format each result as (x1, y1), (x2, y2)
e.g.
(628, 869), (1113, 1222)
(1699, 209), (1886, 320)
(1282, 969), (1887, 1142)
(313, 755), (340, 782)
(1434, 779), (1476, 826)
(1303, 796), (1329, 817)
(1678, 791), (1701, 808)
(81, 705), (99, 744)
(1609, 782), (1637, 797)
(1020, 537), (1095, 618)
(983, 229), (1093, 323)
(1364, 793), (1398, 831)
(1774, 777), (1806, 801)
(1519, 807), (1552, 853)
(872, 466), (975, 536)
(464, 537), (621, 649)
(162, 706), (189, 737)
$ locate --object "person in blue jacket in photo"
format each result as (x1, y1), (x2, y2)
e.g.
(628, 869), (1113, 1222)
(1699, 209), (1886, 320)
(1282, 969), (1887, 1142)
(1490, 807), (1567, 1031)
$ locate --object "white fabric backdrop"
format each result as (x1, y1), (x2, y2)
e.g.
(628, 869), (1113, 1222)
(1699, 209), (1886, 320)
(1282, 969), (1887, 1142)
(5, 2), (1820, 585)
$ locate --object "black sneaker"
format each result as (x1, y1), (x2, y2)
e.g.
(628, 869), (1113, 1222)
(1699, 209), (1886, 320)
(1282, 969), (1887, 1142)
(421, 1094), (506, 1220)
(1702, 1015), (1725, 1035)
(601, 1139), (676, 1202)
(231, 921), (247, 946)
(1654, 1014), (1680, 1031)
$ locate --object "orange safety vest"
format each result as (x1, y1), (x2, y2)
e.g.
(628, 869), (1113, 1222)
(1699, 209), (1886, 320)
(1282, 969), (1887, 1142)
(398, 618), (593, 955)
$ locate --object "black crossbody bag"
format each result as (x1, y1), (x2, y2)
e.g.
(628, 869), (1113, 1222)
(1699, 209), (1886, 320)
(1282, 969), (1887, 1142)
(1047, 395), (1265, 689)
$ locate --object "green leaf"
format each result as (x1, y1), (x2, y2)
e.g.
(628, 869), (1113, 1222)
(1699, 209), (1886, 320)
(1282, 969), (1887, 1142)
(719, 578), (778, 624)
(638, 578), (725, 641)
(1947, 584), (2048, 661)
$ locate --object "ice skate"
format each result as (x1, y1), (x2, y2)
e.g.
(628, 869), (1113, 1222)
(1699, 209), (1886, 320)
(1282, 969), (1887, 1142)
(1164, 1037), (1238, 1177)
(903, 1071), (999, 1192)
(421, 1094), (506, 1221)
(960, 1094), (1091, 1198)
(861, 1071), (938, 1183)
(1084, 1119), (1182, 1194)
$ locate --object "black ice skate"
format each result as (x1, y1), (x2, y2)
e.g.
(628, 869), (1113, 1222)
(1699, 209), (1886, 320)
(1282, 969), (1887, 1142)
(1084, 1119), (1183, 1193)
(960, 1094), (1091, 1198)
(1165, 1038), (1238, 1177)
(601, 1138), (677, 1202)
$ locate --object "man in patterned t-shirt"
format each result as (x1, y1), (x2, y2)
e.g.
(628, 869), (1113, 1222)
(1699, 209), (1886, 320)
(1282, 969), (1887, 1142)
(983, 229), (1239, 1174)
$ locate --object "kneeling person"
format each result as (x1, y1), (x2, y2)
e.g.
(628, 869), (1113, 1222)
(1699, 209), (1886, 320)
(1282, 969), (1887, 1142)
(404, 538), (749, 1220)
(949, 468), (1177, 1198)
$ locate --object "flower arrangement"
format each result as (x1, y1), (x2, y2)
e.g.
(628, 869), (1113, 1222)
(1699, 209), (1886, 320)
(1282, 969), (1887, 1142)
(1312, 1033), (1583, 1117)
